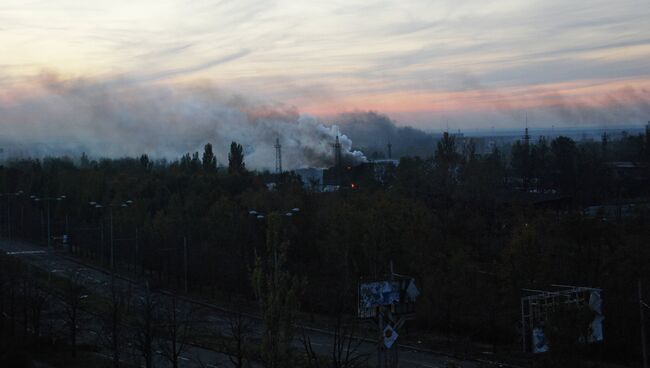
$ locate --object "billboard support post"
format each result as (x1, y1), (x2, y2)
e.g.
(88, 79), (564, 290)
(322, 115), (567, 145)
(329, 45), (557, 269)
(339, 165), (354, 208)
(521, 284), (603, 353)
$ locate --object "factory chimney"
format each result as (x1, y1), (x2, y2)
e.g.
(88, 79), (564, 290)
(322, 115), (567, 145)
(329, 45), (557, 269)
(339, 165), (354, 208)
(524, 112), (530, 146)
(334, 135), (342, 169)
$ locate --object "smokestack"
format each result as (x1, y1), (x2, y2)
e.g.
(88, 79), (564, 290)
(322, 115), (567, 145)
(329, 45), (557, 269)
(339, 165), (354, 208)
(275, 137), (282, 174)
(334, 135), (342, 169)
(524, 112), (530, 145)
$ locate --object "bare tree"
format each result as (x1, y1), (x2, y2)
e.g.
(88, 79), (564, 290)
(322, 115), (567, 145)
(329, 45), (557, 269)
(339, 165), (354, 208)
(221, 312), (254, 368)
(62, 272), (86, 357)
(301, 316), (368, 368)
(158, 294), (193, 368)
(301, 327), (322, 368)
(0, 254), (22, 339)
(99, 276), (131, 368)
(329, 316), (368, 368)
(132, 282), (159, 368)
(26, 278), (49, 340)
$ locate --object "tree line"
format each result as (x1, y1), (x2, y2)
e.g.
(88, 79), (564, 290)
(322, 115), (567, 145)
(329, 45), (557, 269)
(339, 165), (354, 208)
(0, 130), (649, 366)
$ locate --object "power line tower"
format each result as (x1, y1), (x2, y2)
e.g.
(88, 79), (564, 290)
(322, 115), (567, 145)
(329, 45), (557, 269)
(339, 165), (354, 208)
(274, 137), (282, 174)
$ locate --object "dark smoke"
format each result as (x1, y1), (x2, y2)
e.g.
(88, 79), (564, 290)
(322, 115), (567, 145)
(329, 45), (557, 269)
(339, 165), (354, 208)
(0, 72), (365, 169)
(541, 86), (650, 125)
(334, 111), (440, 158)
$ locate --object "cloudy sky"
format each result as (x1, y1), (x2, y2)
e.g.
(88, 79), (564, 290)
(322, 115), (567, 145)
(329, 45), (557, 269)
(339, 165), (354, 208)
(1, 0), (649, 129)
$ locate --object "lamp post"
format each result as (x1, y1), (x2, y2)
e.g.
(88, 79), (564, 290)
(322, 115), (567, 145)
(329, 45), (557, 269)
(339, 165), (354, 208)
(31, 194), (66, 249)
(89, 200), (133, 272)
(248, 207), (300, 281)
(1, 190), (23, 240)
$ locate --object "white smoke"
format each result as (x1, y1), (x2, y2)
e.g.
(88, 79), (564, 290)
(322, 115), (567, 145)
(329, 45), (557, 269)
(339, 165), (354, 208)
(0, 73), (366, 169)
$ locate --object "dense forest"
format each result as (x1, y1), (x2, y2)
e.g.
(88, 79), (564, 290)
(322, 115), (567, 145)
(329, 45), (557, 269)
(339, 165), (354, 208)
(1, 130), (650, 366)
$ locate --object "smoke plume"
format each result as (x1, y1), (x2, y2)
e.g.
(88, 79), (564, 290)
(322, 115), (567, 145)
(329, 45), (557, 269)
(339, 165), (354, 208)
(335, 111), (439, 158)
(0, 73), (365, 169)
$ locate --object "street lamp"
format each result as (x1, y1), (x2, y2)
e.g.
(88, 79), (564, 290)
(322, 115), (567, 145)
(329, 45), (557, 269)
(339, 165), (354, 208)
(31, 194), (66, 249)
(89, 200), (134, 272)
(249, 207), (301, 282)
(249, 207), (300, 219)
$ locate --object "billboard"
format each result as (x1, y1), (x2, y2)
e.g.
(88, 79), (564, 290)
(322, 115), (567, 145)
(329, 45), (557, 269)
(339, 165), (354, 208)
(358, 281), (400, 318)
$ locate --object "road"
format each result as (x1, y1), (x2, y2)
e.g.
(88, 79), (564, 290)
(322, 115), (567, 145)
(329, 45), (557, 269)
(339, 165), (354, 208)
(0, 238), (506, 368)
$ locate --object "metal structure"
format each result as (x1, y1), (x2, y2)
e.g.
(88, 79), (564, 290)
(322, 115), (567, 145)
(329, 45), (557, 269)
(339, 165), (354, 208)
(31, 194), (66, 249)
(334, 135), (342, 169)
(387, 142), (392, 160)
(89, 200), (133, 272)
(274, 137), (282, 175)
(358, 266), (419, 368)
(521, 284), (603, 353)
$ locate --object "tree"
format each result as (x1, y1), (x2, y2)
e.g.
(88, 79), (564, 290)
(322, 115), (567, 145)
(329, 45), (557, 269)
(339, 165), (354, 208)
(511, 139), (531, 190)
(140, 154), (152, 171)
(251, 213), (301, 368)
(550, 136), (578, 194)
(530, 137), (551, 192)
(202, 143), (217, 172)
(301, 315), (368, 368)
(99, 276), (131, 368)
(159, 295), (193, 368)
(221, 312), (254, 368)
(63, 272), (86, 358)
(132, 283), (159, 368)
(434, 132), (462, 194)
(434, 132), (460, 167)
(25, 277), (48, 341)
(228, 142), (246, 175)
(80, 152), (91, 168)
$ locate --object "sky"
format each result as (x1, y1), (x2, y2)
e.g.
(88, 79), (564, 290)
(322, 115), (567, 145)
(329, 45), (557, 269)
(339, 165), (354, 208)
(1, 0), (649, 130)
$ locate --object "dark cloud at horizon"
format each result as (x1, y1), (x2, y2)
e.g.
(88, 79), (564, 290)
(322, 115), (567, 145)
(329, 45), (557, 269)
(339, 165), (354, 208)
(335, 111), (440, 158)
(0, 73), (366, 169)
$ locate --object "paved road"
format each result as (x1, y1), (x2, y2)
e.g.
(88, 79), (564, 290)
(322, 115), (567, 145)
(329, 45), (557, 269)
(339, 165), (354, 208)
(0, 238), (502, 368)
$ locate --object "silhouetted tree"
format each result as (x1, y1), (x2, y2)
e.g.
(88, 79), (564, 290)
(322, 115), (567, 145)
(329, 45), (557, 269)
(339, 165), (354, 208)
(202, 143), (217, 172)
(132, 283), (158, 368)
(158, 295), (193, 368)
(140, 154), (152, 171)
(251, 213), (301, 368)
(221, 311), (254, 368)
(550, 136), (578, 194)
(63, 272), (86, 358)
(511, 139), (531, 190)
(228, 142), (245, 174)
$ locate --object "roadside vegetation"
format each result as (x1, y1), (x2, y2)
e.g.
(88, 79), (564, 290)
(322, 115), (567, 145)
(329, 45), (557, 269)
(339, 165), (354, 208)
(1, 130), (650, 366)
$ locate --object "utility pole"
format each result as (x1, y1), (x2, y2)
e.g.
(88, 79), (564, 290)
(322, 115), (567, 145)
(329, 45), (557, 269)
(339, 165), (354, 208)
(100, 221), (104, 265)
(6, 199), (10, 240)
(183, 237), (188, 293)
(135, 227), (139, 275)
(640, 279), (648, 368)
(110, 206), (114, 272)
(47, 201), (51, 249)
